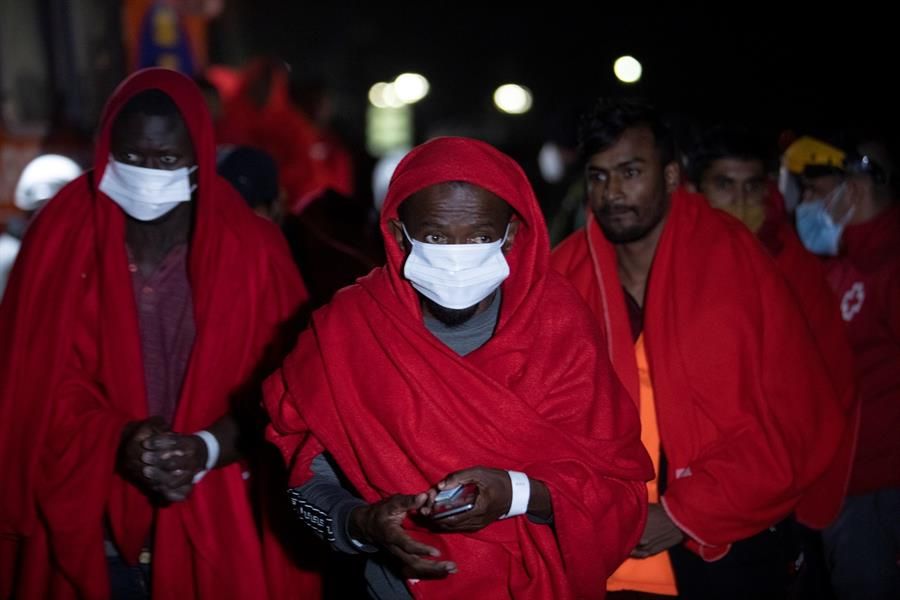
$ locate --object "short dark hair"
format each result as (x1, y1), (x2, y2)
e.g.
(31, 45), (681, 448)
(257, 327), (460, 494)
(685, 126), (771, 185)
(579, 98), (675, 166)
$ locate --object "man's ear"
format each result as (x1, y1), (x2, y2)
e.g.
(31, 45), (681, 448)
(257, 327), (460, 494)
(388, 219), (408, 253)
(664, 161), (681, 195)
(502, 219), (521, 253)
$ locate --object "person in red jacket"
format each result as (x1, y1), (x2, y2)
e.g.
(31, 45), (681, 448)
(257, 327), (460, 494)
(265, 136), (652, 599)
(685, 125), (858, 514)
(0, 68), (317, 599)
(552, 99), (850, 599)
(787, 134), (900, 600)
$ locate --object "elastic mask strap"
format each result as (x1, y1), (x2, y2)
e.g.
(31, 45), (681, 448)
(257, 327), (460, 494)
(825, 183), (855, 227)
(400, 223), (415, 246)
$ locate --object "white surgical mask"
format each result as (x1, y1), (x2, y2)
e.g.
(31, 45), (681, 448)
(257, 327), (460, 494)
(99, 156), (197, 221)
(402, 224), (511, 310)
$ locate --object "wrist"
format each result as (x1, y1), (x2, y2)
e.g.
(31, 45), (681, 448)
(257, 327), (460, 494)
(191, 430), (219, 484)
(499, 470), (530, 519)
(193, 430), (219, 470)
(348, 505), (370, 544)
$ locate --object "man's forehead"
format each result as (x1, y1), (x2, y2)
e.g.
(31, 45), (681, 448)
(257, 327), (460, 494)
(401, 182), (511, 217)
(111, 112), (192, 155)
(587, 127), (657, 166)
(801, 172), (843, 186)
(114, 111), (187, 133)
(706, 157), (766, 179)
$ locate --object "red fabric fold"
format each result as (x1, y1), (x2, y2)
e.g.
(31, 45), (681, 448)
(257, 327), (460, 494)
(760, 187), (858, 525)
(0, 68), (316, 599)
(265, 137), (652, 599)
(552, 189), (851, 554)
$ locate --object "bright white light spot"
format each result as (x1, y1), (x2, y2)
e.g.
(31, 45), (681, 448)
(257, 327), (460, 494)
(368, 82), (391, 108)
(493, 84), (532, 115)
(369, 82), (406, 108)
(394, 73), (429, 104)
(538, 142), (565, 183)
(614, 56), (642, 83)
(381, 83), (405, 108)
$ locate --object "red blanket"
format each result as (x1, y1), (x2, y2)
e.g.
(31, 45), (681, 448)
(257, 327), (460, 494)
(760, 189), (858, 523)
(552, 189), (850, 557)
(0, 68), (316, 599)
(266, 137), (653, 599)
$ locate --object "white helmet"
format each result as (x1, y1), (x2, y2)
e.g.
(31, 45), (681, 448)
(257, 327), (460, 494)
(14, 154), (82, 211)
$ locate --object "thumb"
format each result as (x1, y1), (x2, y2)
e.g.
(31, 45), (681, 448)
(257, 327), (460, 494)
(438, 468), (479, 490)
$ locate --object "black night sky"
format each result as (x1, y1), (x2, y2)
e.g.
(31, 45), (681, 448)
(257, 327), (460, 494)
(220, 6), (899, 156)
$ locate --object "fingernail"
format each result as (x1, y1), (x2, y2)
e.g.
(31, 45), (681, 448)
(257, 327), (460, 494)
(447, 563), (458, 574)
(430, 548), (441, 557)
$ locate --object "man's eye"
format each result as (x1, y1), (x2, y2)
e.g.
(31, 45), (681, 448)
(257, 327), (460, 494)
(746, 181), (764, 192)
(160, 155), (179, 165)
(588, 172), (607, 182)
(423, 233), (446, 244)
(470, 235), (493, 244)
(123, 152), (141, 163)
(624, 168), (640, 178)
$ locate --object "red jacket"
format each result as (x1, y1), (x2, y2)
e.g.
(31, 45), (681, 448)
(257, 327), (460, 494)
(0, 68), (316, 599)
(265, 137), (653, 599)
(552, 190), (850, 559)
(825, 205), (900, 494)
(756, 188), (858, 524)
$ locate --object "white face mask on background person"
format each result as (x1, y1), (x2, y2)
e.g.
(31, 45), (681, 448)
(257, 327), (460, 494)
(99, 157), (197, 221)
(401, 224), (511, 310)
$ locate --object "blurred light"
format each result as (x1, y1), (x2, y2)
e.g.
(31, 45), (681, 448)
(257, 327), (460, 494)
(368, 82), (391, 108)
(493, 84), (532, 115)
(614, 56), (642, 84)
(372, 148), (410, 212)
(381, 83), (405, 108)
(538, 143), (565, 183)
(366, 105), (413, 157)
(369, 82), (405, 108)
(394, 73), (429, 104)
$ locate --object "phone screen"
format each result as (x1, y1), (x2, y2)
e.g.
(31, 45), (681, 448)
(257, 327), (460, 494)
(431, 483), (478, 520)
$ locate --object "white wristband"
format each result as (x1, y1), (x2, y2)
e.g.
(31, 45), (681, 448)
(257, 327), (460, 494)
(500, 470), (530, 519)
(193, 429), (220, 473)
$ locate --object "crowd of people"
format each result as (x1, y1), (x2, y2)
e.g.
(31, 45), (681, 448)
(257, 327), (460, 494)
(0, 66), (896, 600)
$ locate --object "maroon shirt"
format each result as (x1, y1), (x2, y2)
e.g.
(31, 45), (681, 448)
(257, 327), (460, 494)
(128, 243), (195, 425)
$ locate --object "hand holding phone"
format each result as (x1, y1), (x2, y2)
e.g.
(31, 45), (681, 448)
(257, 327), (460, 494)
(430, 483), (478, 520)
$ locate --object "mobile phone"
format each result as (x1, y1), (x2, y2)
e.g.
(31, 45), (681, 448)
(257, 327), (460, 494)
(431, 483), (478, 520)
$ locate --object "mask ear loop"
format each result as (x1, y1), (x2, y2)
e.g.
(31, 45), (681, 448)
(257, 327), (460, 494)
(400, 223), (415, 245)
(500, 222), (512, 246)
(825, 182), (855, 227)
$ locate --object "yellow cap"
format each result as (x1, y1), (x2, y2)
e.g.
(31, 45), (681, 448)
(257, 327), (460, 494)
(782, 136), (846, 175)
